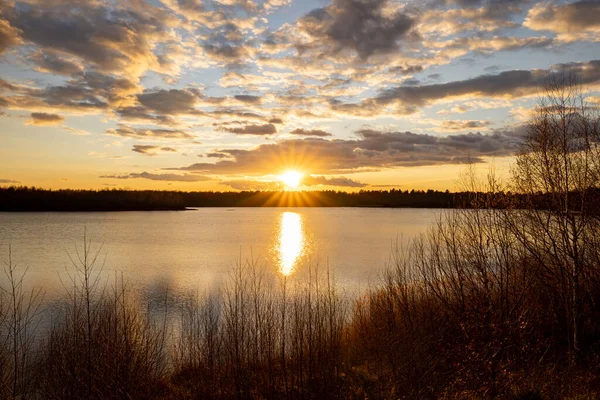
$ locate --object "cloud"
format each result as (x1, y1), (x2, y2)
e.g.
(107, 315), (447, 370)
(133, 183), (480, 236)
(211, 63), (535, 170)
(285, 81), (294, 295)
(0, 179), (20, 184)
(27, 51), (84, 76)
(205, 152), (232, 159)
(170, 129), (521, 175)
(132, 145), (178, 156)
(439, 120), (492, 131)
(115, 107), (178, 126)
(163, 0), (269, 68)
(100, 172), (212, 182)
(220, 180), (283, 191)
(234, 95), (262, 104)
(304, 175), (368, 188)
(106, 125), (193, 140)
(26, 112), (64, 125)
(293, 0), (417, 60)
(371, 60), (600, 112)
(113, 88), (272, 126)
(0, 72), (141, 116)
(223, 123), (277, 135)
(136, 89), (202, 115)
(1, 1), (174, 77)
(524, 0), (600, 42)
(0, 19), (20, 54)
(257, 0), (550, 101)
(420, 0), (529, 36)
(201, 41), (254, 68)
(289, 128), (332, 137)
(429, 36), (554, 56)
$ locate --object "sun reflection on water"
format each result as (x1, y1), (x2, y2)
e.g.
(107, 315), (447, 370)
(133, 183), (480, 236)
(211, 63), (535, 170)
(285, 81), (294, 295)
(277, 212), (305, 276)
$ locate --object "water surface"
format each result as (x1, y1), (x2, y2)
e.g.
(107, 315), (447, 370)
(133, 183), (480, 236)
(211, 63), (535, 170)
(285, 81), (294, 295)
(0, 208), (440, 299)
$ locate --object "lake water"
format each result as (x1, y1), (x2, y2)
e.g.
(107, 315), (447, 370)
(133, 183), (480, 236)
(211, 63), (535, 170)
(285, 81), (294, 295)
(0, 208), (440, 302)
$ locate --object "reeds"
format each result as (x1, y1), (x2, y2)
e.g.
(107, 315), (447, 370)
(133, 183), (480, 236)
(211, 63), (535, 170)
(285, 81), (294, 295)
(35, 233), (168, 399)
(0, 246), (44, 399)
(173, 259), (348, 399)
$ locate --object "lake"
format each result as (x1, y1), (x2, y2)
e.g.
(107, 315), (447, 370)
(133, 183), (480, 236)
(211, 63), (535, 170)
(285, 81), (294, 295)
(0, 208), (440, 303)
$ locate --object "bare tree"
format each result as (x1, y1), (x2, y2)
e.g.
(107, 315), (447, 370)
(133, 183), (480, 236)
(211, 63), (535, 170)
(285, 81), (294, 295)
(510, 68), (600, 356)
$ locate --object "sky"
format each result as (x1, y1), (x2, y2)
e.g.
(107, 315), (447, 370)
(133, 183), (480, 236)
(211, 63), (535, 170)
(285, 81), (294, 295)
(1, 0), (600, 192)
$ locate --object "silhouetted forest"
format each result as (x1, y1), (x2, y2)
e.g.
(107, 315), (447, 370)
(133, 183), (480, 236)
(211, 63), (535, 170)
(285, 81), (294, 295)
(0, 186), (459, 211)
(4, 186), (600, 212)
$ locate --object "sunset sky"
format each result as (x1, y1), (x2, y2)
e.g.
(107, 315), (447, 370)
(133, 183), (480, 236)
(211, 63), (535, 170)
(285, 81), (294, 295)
(1, 0), (600, 191)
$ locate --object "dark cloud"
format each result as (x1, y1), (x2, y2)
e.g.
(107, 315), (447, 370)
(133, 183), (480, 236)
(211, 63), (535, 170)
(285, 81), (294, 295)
(205, 152), (232, 159)
(440, 120), (492, 130)
(211, 109), (266, 120)
(0, 71), (140, 115)
(2, 1), (172, 76)
(0, 179), (20, 184)
(525, 0), (600, 41)
(26, 112), (64, 125)
(107, 125), (193, 140)
(193, 16), (257, 68)
(132, 145), (178, 156)
(0, 19), (20, 54)
(137, 89), (202, 115)
(491, 124), (529, 139)
(234, 95), (262, 104)
(170, 129), (521, 175)
(289, 128), (332, 137)
(373, 60), (600, 110)
(436, 132), (515, 153)
(403, 78), (421, 86)
(224, 123), (277, 135)
(27, 51), (84, 76)
(390, 65), (424, 75)
(297, 0), (417, 59)
(377, 70), (541, 107)
(163, 0), (289, 69)
(202, 41), (250, 60)
(304, 175), (368, 188)
(100, 172), (212, 182)
(115, 106), (178, 126)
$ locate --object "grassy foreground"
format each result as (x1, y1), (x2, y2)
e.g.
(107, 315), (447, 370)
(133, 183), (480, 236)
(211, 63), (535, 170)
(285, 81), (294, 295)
(2, 204), (600, 399)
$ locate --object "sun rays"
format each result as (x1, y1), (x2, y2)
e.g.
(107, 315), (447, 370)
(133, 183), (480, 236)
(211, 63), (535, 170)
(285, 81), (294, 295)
(279, 170), (303, 190)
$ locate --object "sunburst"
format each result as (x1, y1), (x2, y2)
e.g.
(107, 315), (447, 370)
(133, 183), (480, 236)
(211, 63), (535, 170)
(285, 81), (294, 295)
(279, 170), (303, 189)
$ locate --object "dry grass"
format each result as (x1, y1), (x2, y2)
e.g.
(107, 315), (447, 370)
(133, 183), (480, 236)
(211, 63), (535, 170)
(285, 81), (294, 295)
(2, 206), (600, 398)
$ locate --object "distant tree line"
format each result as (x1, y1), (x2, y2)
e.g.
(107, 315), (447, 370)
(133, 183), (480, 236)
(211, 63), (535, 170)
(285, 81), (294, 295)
(0, 186), (458, 211)
(3, 185), (600, 211)
(0, 186), (188, 211)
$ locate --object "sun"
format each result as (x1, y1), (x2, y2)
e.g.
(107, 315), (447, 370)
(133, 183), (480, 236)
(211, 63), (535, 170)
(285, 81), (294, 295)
(279, 170), (303, 189)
